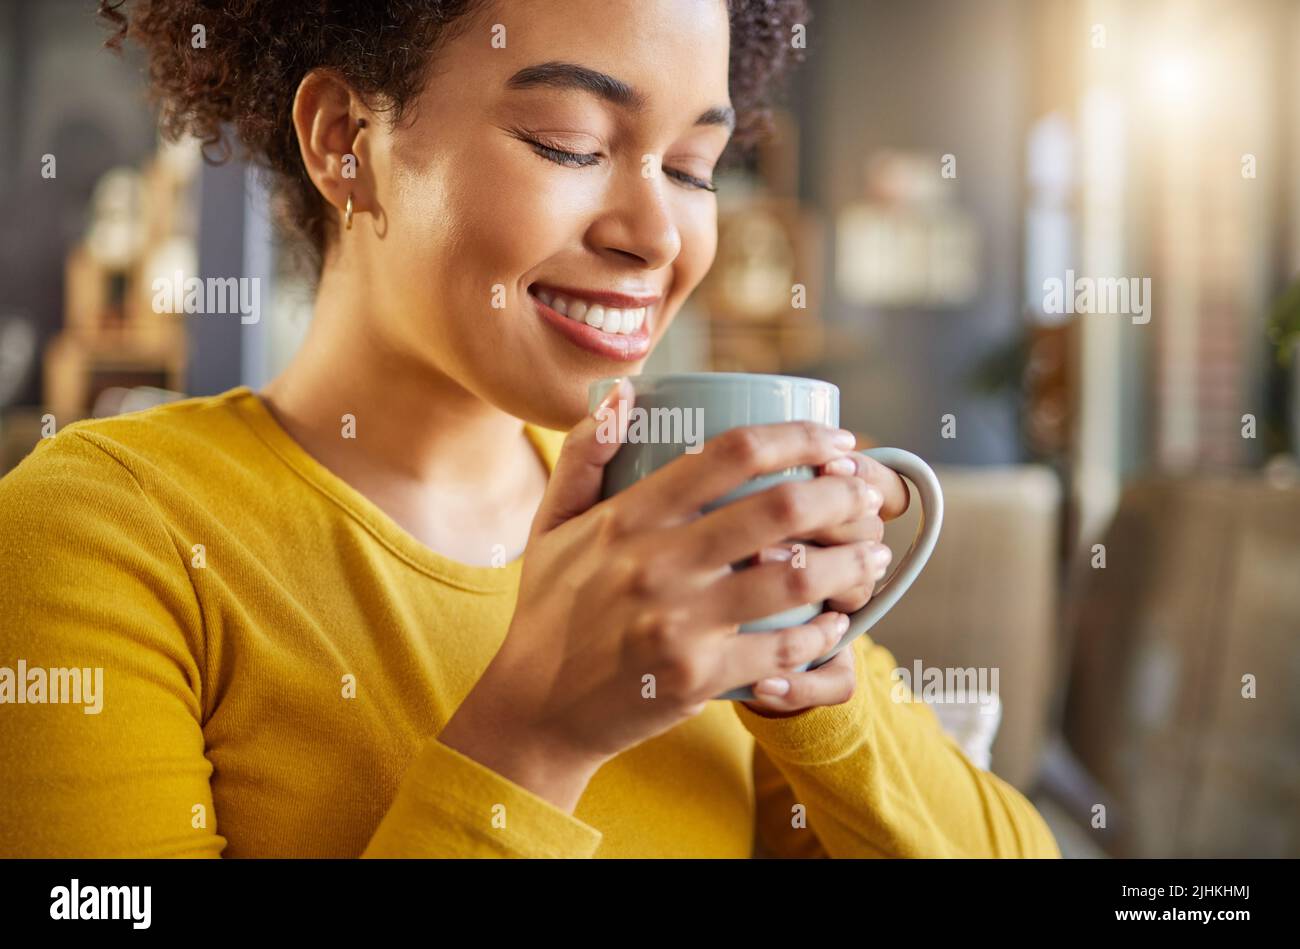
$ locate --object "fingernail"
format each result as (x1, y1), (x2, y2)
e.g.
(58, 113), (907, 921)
(824, 456), (856, 476)
(592, 378), (627, 417)
(754, 677), (790, 696)
(864, 485), (883, 510)
(831, 429), (857, 451)
(836, 613), (850, 633)
(872, 543), (892, 578)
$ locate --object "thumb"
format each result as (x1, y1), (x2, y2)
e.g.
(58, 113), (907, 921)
(532, 378), (634, 535)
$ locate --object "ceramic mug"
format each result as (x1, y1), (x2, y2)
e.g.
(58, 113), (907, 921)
(587, 372), (944, 701)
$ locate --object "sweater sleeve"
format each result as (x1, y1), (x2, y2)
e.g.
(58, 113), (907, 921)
(752, 742), (830, 857)
(360, 737), (602, 857)
(0, 430), (601, 859)
(0, 431), (223, 857)
(738, 634), (1061, 858)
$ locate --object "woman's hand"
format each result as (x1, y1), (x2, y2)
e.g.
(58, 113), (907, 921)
(439, 381), (883, 808)
(741, 448), (910, 717)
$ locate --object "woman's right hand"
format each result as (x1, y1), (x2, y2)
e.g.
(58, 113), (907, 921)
(438, 380), (883, 808)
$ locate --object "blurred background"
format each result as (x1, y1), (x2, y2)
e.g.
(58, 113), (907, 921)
(0, 0), (1297, 856)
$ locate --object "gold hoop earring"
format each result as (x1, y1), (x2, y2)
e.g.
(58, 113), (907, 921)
(345, 193), (354, 231)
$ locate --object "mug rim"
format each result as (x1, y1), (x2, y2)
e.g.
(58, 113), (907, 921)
(590, 371), (839, 393)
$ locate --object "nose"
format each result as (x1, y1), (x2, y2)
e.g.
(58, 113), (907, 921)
(585, 159), (682, 269)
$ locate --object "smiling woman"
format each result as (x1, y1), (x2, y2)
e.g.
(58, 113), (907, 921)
(0, 0), (1061, 859)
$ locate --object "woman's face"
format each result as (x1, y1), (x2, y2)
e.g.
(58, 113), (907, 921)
(358, 0), (733, 430)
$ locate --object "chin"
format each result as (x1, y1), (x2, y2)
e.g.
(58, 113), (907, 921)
(514, 358), (651, 432)
(529, 377), (610, 432)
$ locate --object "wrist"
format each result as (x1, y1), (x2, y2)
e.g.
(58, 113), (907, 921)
(440, 684), (599, 814)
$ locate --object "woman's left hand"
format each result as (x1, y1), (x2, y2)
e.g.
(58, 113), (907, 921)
(741, 450), (910, 718)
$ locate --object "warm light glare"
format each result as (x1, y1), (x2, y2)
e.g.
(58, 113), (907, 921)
(1146, 50), (1202, 109)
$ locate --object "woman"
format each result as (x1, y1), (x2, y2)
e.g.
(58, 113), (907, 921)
(0, 0), (1059, 858)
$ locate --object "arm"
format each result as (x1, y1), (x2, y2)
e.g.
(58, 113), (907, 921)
(752, 742), (830, 858)
(740, 635), (1061, 858)
(0, 431), (223, 857)
(0, 430), (601, 858)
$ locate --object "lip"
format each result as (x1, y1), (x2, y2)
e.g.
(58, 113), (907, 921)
(529, 286), (654, 363)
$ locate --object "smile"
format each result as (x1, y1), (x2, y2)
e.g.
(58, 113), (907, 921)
(528, 282), (659, 362)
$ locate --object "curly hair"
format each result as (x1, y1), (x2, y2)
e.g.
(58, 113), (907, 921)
(99, 0), (811, 269)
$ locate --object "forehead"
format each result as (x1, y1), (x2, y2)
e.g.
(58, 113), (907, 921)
(441, 0), (732, 107)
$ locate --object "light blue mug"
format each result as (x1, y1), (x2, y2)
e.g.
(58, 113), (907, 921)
(587, 372), (944, 701)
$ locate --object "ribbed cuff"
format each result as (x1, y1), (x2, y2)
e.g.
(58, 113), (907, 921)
(732, 637), (876, 765)
(363, 737), (604, 858)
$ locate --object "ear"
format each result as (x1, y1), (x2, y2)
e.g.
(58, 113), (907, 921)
(292, 69), (374, 234)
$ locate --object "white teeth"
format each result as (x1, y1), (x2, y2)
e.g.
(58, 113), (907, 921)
(533, 288), (648, 335)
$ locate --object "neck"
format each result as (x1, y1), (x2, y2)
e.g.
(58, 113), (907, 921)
(259, 262), (531, 492)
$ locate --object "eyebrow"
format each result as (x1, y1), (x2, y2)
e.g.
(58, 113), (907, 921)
(506, 61), (736, 132)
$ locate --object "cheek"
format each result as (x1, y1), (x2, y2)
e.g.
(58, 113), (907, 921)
(667, 204), (718, 311)
(382, 148), (558, 319)
(450, 160), (557, 282)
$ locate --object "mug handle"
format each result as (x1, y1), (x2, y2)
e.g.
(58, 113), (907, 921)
(717, 447), (944, 702)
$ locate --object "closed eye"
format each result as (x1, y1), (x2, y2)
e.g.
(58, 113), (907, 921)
(512, 131), (717, 192)
(665, 166), (718, 193)
(529, 139), (600, 168)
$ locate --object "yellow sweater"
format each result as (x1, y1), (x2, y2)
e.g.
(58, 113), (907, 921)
(0, 386), (1059, 858)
